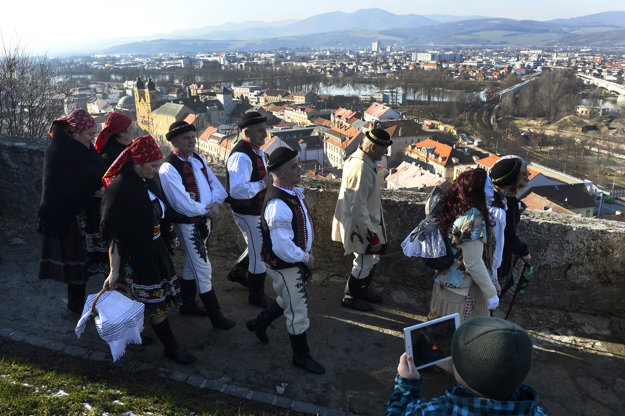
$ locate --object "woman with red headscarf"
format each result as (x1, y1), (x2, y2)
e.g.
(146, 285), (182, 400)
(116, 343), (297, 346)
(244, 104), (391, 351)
(95, 111), (134, 167)
(39, 109), (108, 314)
(100, 135), (195, 364)
(428, 168), (501, 323)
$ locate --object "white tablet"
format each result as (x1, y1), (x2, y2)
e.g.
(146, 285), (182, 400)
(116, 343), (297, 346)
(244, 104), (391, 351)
(404, 313), (461, 370)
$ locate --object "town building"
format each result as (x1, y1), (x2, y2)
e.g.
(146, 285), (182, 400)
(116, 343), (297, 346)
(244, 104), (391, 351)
(373, 120), (431, 167)
(323, 126), (363, 170)
(386, 161), (447, 192)
(363, 102), (400, 122)
(521, 183), (596, 217)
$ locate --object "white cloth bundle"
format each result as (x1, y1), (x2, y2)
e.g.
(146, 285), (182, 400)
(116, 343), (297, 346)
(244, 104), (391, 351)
(75, 290), (145, 362)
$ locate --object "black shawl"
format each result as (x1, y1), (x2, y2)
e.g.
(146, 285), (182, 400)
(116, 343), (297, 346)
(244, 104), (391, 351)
(100, 138), (129, 168)
(38, 129), (107, 234)
(100, 164), (164, 279)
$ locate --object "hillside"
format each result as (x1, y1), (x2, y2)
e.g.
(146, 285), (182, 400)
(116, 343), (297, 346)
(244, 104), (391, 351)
(102, 9), (625, 53)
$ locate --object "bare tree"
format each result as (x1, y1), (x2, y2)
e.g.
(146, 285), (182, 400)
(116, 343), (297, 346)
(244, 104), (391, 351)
(0, 39), (69, 139)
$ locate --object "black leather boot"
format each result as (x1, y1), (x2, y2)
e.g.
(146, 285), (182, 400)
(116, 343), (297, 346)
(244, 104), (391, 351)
(199, 290), (236, 330)
(248, 272), (272, 309)
(178, 279), (209, 316)
(227, 253), (249, 287)
(151, 319), (196, 364)
(289, 332), (325, 374)
(351, 271), (382, 304)
(67, 282), (86, 314)
(245, 300), (284, 344)
(341, 276), (373, 312)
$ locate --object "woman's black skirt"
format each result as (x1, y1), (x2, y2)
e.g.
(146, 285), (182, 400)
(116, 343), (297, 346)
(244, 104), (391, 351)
(121, 235), (180, 319)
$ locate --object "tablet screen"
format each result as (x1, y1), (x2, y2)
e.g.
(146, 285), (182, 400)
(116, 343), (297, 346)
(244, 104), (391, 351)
(404, 313), (459, 370)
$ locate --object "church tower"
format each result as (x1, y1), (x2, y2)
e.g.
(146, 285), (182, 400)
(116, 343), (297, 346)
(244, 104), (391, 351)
(134, 76), (159, 132)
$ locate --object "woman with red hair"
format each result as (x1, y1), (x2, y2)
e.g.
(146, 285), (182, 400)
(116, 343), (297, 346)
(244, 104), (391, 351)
(428, 168), (500, 322)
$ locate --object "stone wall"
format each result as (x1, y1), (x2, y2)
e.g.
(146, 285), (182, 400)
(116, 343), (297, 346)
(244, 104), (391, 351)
(0, 136), (48, 222)
(2, 135), (624, 317)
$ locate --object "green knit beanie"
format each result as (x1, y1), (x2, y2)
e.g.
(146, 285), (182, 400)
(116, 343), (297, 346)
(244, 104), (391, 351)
(452, 317), (533, 401)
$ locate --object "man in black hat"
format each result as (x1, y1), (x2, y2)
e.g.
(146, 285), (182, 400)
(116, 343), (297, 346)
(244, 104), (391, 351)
(225, 111), (273, 308)
(387, 317), (548, 415)
(489, 156), (531, 295)
(331, 128), (392, 312)
(159, 120), (235, 330)
(245, 146), (324, 374)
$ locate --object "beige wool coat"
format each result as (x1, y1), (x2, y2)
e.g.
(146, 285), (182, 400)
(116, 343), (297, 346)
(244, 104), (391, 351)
(331, 147), (387, 255)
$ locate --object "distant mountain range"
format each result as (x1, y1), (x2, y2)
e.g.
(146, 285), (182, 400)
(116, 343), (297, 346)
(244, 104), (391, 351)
(101, 9), (625, 54)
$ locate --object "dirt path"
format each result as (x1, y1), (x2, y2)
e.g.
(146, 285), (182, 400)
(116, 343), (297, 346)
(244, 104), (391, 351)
(1, 220), (624, 415)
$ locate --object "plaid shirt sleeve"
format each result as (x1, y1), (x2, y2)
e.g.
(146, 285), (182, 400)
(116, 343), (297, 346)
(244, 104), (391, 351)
(386, 375), (423, 416)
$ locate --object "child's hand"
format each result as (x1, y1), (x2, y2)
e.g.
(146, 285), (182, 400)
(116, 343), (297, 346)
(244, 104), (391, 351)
(398, 353), (421, 380)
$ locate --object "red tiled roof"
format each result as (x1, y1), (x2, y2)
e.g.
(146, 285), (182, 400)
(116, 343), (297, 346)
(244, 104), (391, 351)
(325, 133), (358, 150)
(380, 120), (428, 137)
(219, 136), (236, 151)
(265, 89), (289, 97)
(184, 113), (198, 125)
(476, 155), (500, 168)
(476, 155), (539, 180)
(407, 138), (453, 166)
(334, 107), (355, 119)
(365, 102), (391, 118)
(261, 135), (277, 151)
(311, 117), (332, 127)
(275, 120), (296, 128)
(198, 126), (218, 142)
(522, 193), (579, 215)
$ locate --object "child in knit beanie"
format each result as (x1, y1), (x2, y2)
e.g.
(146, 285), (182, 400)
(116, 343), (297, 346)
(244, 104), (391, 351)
(386, 317), (549, 415)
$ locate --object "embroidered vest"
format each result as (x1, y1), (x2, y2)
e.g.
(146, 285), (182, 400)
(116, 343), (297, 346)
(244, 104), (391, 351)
(261, 186), (315, 270)
(163, 153), (209, 224)
(226, 140), (267, 215)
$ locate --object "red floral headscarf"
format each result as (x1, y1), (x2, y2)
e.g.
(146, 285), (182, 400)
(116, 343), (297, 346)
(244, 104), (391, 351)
(95, 112), (133, 153)
(48, 108), (96, 137)
(102, 135), (163, 188)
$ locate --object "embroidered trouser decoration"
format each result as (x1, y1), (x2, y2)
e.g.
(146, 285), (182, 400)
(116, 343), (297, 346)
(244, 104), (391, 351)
(351, 253), (380, 280)
(232, 211), (266, 274)
(267, 266), (309, 335)
(174, 220), (213, 293)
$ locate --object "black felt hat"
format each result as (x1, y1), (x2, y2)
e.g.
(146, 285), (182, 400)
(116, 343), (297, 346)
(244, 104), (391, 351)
(490, 157), (522, 186)
(238, 111), (267, 129)
(166, 121), (196, 141)
(365, 128), (392, 146)
(267, 147), (298, 171)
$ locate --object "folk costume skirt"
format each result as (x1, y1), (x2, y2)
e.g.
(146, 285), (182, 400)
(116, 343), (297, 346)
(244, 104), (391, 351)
(428, 283), (489, 323)
(39, 216), (88, 283)
(121, 235), (180, 319)
(79, 196), (109, 275)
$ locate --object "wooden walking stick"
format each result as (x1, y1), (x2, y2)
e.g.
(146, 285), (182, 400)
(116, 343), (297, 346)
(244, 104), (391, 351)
(505, 263), (533, 320)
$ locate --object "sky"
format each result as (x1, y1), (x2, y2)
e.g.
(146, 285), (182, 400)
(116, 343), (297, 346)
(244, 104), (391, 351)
(1, 0), (623, 55)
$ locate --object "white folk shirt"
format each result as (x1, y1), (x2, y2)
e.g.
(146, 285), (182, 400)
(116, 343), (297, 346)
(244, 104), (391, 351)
(147, 188), (166, 240)
(159, 154), (228, 218)
(489, 195), (507, 282)
(264, 186), (313, 264)
(226, 147), (267, 200)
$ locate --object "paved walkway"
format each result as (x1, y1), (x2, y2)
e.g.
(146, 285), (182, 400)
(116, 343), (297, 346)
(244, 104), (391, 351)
(1, 223), (624, 415)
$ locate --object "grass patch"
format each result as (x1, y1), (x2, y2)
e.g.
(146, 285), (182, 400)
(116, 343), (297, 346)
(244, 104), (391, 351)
(0, 340), (299, 416)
